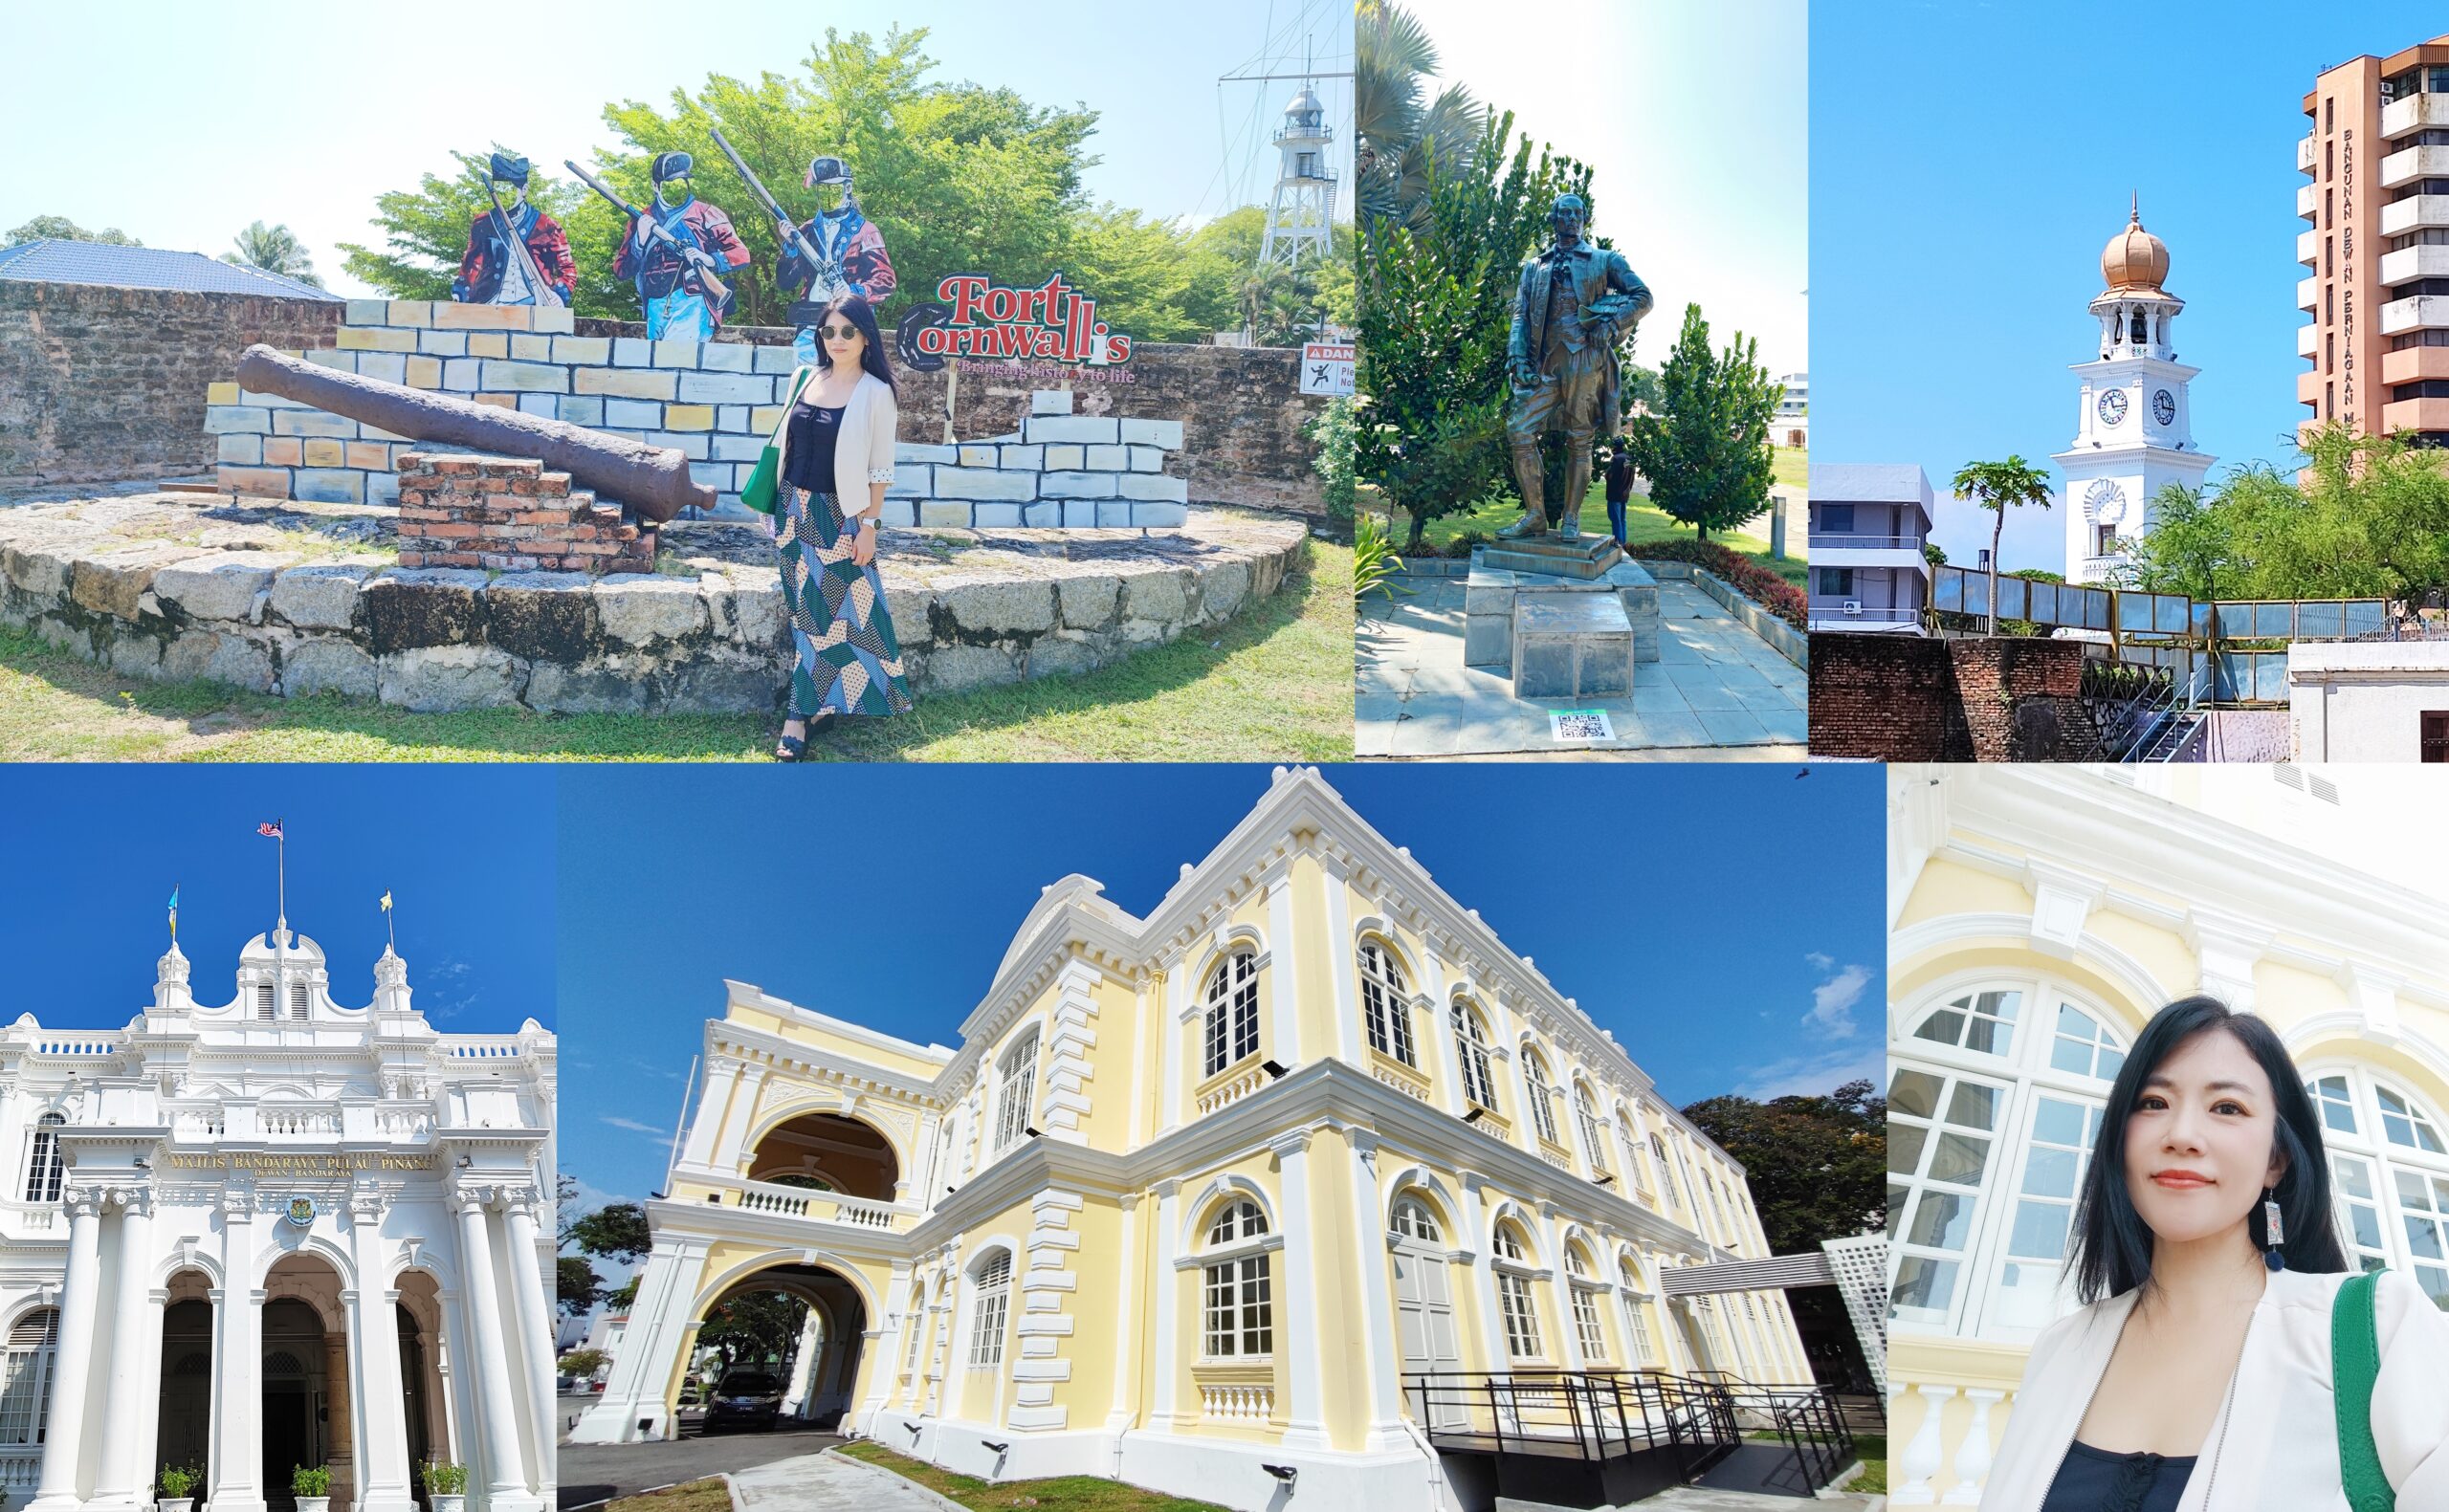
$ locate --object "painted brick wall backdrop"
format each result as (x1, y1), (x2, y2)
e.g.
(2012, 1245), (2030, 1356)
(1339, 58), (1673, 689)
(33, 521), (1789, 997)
(4, 284), (1330, 515)
(1809, 633), (2103, 760)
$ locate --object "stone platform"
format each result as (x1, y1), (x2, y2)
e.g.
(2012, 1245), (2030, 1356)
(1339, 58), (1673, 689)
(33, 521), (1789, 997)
(1463, 547), (1661, 670)
(0, 491), (1304, 714)
(1512, 595), (1632, 698)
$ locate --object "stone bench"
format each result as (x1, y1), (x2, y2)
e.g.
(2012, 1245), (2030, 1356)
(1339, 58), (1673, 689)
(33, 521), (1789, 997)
(1511, 594), (1632, 698)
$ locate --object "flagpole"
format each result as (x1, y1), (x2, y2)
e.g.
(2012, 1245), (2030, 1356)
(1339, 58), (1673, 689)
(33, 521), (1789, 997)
(276, 825), (287, 939)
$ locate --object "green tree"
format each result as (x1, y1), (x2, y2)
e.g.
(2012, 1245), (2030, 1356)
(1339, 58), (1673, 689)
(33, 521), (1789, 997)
(560, 1348), (609, 1378)
(2125, 481), (2231, 602)
(1623, 303), (1780, 540)
(1308, 394), (1358, 522)
(565, 1203), (651, 1263)
(1951, 456), (2055, 632)
(1923, 541), (1948, 567)
(1356, 0), (1486, 246)
(6, 214), (141, 247)
(341, 151), (611, 310)
(697, 1289), (811, 1374)
(1680, 1079), (1886, 1253)
(558, 1257), (603, 1319)
(1356, 113), (1586, 547)
(224, 221), (322, 288)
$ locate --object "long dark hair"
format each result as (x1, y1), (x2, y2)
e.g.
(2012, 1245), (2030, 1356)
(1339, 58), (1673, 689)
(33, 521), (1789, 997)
(2068, 996), (2347, 1303)
(816, 296), (895, 394)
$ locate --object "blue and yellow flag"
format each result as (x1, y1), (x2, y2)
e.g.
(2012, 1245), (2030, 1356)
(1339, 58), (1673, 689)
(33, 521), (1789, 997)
(166, 885), (179, 940)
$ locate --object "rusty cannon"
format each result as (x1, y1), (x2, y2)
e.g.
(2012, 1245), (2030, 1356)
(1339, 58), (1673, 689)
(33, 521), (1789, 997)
(233, 343), (716, 522)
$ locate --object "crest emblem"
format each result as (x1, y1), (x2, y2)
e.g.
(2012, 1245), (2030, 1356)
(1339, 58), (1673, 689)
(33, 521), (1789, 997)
(285, 1196), (316, 1230)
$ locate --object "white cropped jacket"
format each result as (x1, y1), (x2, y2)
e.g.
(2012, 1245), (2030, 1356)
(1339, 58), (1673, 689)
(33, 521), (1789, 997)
(767, 367), (897, 516)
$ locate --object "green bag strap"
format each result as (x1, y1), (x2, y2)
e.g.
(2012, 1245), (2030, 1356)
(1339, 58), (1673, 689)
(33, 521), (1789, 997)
(2334, 1269), (2394, 1512)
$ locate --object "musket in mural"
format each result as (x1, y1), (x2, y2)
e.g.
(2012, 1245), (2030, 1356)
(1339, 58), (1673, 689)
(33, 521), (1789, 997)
(452, 152), (574, 308)
(569, 152), (751, 341)
(707, 127), (897, 326)
(233, 344), (715, 522)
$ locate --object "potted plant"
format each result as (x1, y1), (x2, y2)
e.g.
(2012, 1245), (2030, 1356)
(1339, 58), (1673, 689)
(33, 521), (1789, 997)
(291, 1465), (331, 1512)
(420, 1461), (468, 1512)
(158, 1465), (201, 1512)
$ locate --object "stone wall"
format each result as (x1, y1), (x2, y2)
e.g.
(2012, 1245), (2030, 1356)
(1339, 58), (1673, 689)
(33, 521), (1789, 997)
(0, 282), (342, 488)
(1809, 632), (2100, 760)
(394, 454), (653, 574)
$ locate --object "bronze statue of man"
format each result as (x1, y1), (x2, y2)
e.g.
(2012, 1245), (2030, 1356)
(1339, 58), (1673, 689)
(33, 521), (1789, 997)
(1500, 193), (1653, 539)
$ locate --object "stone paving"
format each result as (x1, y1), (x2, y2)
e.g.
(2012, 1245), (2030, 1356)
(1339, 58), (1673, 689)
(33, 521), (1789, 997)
(1358, 575), (1808, 758)
(732, 1452), (956, 1512)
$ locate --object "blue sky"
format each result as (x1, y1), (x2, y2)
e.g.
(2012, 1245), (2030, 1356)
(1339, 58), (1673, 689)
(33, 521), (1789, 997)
(0, 767), (556, 1033)
(6, 0), (1351, 298)
(1814, 3), (2443, 572)
(1404, 0), (1808, 379)
(557, 763), (1886, 1217)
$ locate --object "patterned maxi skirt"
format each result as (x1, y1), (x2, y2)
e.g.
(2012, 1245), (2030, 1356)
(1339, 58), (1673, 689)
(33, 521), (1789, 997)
(778, 485), (914, 717)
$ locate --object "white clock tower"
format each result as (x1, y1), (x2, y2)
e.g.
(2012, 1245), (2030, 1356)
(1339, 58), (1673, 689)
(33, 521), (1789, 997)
(2053, 200), (2216, 584)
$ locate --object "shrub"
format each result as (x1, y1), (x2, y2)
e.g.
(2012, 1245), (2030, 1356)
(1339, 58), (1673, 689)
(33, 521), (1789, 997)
(158, 1467), (200, 1500)
(1306, 396), (1358, 523)
(1354, 513), (1411, 603)
(292, 1467), (331, 1498)
(1625, 540), (1806, 629)
(420, 1463), (469, 1496)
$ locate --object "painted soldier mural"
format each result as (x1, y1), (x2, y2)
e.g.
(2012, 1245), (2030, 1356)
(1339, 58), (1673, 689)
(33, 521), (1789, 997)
(451, 152), (575, 307)
(777, 156), (896, 314)
(612, 151), (752, 340)
(1501, 192), (1653, 539)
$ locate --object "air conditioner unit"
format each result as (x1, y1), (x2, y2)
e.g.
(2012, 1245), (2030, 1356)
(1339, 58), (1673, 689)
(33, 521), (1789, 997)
(1843, 601), (1863, 615)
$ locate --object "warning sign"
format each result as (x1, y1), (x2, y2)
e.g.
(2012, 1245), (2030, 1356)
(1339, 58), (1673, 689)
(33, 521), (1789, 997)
(1299, 342), (1356, 397)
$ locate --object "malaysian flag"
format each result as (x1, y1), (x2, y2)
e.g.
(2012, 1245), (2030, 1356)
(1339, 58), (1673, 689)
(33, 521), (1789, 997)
(257, 821), (283, 840)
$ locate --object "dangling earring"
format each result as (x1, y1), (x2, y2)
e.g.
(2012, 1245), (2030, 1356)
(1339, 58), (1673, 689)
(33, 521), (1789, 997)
(2261, 1186), (2286, 1272)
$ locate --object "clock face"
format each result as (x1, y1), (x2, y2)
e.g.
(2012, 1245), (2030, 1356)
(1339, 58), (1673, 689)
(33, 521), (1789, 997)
(2152, 389), (2176, 427)
(2097, 389), (2129, 427)
(2085, 478), (2128, 525)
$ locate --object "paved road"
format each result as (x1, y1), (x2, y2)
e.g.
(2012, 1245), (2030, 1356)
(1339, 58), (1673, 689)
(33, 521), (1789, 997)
(556, 1405), (845, 1510)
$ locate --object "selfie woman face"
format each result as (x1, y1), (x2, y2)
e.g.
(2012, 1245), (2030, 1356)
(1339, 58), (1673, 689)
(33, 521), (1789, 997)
(820, 306), (867, 367)
(2123, 1027), (2288, 1247)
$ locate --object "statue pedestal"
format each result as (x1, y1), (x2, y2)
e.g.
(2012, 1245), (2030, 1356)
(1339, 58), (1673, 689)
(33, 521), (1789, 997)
(1512, 594), (1631, 698)
(1463, 543), (1662, 684)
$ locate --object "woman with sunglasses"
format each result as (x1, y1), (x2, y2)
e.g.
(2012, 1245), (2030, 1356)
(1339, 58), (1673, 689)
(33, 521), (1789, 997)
(762, 295), (914, 758)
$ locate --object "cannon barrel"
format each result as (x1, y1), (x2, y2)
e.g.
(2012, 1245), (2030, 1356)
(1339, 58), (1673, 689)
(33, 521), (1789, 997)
(233, 343), (715, 522)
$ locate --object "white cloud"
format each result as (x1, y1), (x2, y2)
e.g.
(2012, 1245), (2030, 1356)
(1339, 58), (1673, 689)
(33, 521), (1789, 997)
(600, 1115), (669, 1138)
(1805, 951), (1834, 972)
(1733, 1042), (1887, 1102)
(1805, 960), (1875, 1039)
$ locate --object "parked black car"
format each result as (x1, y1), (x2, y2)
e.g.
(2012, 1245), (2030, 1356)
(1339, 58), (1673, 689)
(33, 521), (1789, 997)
(702, 1370), (784, 1433)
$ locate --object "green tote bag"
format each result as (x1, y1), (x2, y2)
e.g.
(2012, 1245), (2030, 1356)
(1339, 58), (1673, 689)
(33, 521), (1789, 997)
(2335, 1269), (2394, 1512)
(740, 367), (813, 514)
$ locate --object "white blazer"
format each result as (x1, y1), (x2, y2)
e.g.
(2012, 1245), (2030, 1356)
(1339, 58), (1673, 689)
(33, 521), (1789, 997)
(765, 366), (896, 516)
(1979, 1266), (2449, 1510)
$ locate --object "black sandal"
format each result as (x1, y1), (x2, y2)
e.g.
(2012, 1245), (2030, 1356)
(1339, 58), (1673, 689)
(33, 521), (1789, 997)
(773, 728), (806, 762)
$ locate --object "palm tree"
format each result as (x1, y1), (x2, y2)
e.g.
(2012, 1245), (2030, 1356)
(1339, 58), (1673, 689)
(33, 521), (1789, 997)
(1951, 456), (2055, 633)
(1356, 0), (1486, 247)
(224, 221), (323, 289)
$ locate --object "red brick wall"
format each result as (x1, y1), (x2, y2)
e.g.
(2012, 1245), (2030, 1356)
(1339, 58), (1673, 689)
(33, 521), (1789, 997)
(394, 453), (653, 575)
(1809, 633), (2101, 761)
(0, 282), (343, 487)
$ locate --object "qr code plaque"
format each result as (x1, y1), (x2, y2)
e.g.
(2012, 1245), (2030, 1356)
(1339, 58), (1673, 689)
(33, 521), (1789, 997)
(1549, 710), (1615, 742)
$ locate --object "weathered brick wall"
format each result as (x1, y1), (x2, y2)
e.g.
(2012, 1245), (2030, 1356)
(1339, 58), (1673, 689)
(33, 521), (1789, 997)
(1808, 633), (1967, 759)
(1809, 633), (2100, 760)
(394, 454), (653, 574)
(0, 282), (342, 487)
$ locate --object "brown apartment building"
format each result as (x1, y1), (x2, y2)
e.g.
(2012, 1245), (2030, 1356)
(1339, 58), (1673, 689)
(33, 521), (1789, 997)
(2299, 33), (2449, 449)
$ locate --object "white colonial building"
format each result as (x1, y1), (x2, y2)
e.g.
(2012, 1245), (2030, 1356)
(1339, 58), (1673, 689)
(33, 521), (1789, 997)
(573, 768), (1857, 1511)
(0, 924), (556, 1512)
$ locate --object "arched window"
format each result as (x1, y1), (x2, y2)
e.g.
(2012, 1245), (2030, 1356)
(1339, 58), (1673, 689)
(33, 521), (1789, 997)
(0, 1309), (58, 1447)
(2302, 1067), (2449, 1304)
(1891, 979), (2130, 1336)
(1575, 1083), (1608, 1175)
(967, 1252), (1012, 1370)
(993, 1028), (1041, 1153)
(902, 1282), (931, 1381)
(1563, 1241), (1606, 1362)
(21, 1115), (63, 1204)
(1617, 1260), (1658, 1367)
(1451, 1000), (1498, 1111)
(1202, 1199), (1273, 1357)
(1649, 1133), (1682, 1213)
(1203, 953), (1260, 1078)
(1615, 1105), (1650, 1197)
(2377, 1086), (2445, 1154)
(1522, 1048), (1561, 1147)
(1358, 941), (1416, 1067)
(1490, 1220), (1543, 1360)
(1391, 1194), (1443, 1242)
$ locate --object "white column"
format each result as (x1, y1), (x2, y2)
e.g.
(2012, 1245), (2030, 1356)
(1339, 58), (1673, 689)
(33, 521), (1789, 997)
(451, 1194), (536, 1510)
(779, 1311), (824, 1416)
(1341, 1131), (1403, 1450)
(1269, 1130), (1329, 1450)
(498, 1197), (556, 1481)
(674, 1060), (741, 1170)
(1456, 1174), (1510, 1374)
(1537, 1208), (1584, 1371)
(1942, 1389), (2002, 1506)
(709, 1067), (768, 1174)
(1148, 1180), (1181, 1429)
(29, 1193), (104, 1512)
(1424, 956), (1467, 1116)
(1104, 1193), (1141, 1433)
(858, 1263), (915, 1426)
(571, 1239), (709, 1444)
(1264, 865), (1301, 1063)
(347, 1197), (415, 1512)
(1159, 966), (1189, 1133)
(1322, 861), (1357, 1063)
(206, 1195), (264, 1512)
(90, 1194), (153, 1510)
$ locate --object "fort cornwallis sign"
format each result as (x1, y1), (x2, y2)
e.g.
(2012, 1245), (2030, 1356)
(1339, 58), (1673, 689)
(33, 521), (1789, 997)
(898, 273), (1136, 370)
(165, 1150), (440, 1174)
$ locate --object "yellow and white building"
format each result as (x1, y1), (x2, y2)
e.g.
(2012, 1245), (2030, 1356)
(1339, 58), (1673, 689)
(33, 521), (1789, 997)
(1886, 764), (2449, 1503)
(574, 767), (1812, 1509)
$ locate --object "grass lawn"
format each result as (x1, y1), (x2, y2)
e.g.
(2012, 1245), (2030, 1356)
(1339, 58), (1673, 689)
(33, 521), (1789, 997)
(604, 1479), (731, 1512)
(0, 543), (1353, 762)
(1364, 481), (1807, 588)
(1772, 445), (1807, 492)
(835, 1443), (1229, 1512)
(1849, 1433), (1886, 1494)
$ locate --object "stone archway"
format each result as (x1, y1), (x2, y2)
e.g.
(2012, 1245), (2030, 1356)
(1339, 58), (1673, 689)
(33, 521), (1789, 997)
(261, 1254), (350, 1512)
(155, 1272), (215, 1489)
(744, 1115), (900, 1202)
(394, 1272), (450, 1504)
(685, 1263), (869, 1435)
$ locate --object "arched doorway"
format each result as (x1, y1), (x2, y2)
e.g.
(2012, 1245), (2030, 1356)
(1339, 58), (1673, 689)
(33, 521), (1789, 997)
(683, 1264), (868, 1436)
(745, 1115), (900, 1201)
(155, 1272), (215, 1488)
(395, 1272), (451, 1505)
(260, 1254), (349, 1512)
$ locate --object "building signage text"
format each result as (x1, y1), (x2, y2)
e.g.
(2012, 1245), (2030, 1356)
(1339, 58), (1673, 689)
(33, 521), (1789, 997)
(164, 1151), (437, 1174)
